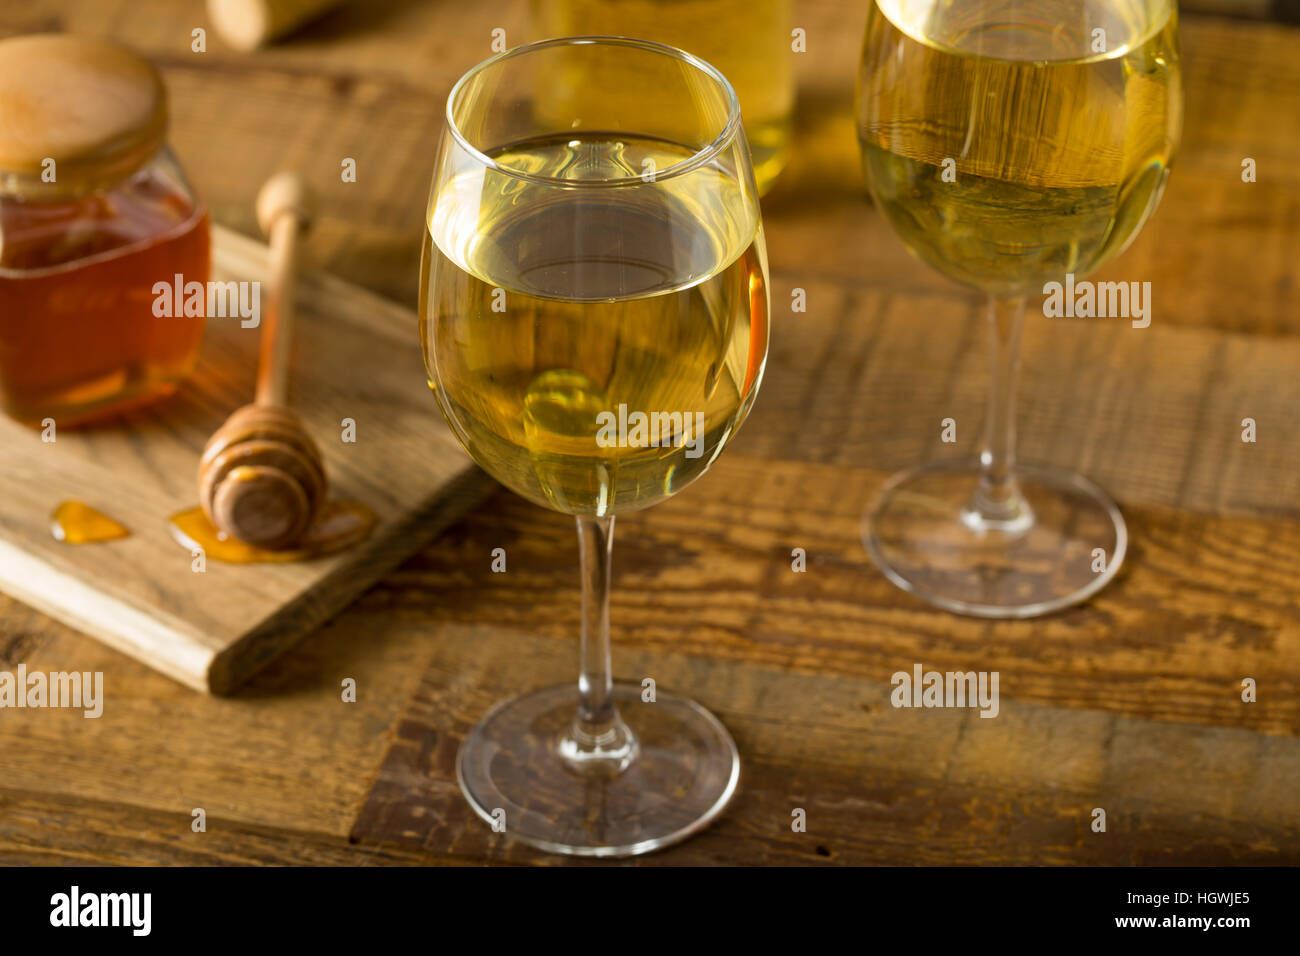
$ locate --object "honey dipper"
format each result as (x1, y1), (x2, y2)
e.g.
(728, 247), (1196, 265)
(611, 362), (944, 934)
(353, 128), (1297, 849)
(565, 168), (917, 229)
(197, 172), (325, 549)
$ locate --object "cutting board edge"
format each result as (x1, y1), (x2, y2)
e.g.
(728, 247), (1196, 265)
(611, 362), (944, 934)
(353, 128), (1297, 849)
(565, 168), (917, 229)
(0, 537), (217, 692)
(208, 467), (495, 695)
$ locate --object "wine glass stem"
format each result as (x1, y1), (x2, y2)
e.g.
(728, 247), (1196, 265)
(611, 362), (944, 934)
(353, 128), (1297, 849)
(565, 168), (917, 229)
(964, 294), (1033, 533)
(563, 515), (637, 775)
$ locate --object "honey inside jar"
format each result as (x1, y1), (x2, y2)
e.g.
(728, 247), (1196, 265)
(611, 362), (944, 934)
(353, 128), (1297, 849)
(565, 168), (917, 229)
(0, 35), (211, 427)
(0, 166), (209, 425)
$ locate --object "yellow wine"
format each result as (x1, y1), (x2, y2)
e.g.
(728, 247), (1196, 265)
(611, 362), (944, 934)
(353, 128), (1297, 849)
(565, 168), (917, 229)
(858, 0), (1182, 296)
(420, 134), (769, 516)
(532, 0), (794, 194)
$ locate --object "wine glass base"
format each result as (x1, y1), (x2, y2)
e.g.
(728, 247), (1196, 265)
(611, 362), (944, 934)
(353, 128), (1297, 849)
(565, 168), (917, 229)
(457, 681), (739, 857)
(864, 460), (1126, 618)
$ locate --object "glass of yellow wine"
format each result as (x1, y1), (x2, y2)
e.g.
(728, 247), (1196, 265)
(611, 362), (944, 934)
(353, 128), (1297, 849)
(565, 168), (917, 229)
(419, 37), (769, 855)
(856, 0), (1182, 617)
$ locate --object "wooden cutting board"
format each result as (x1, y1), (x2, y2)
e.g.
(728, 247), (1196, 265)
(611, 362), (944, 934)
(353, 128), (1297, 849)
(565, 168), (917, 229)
(0, 225), (489, 693)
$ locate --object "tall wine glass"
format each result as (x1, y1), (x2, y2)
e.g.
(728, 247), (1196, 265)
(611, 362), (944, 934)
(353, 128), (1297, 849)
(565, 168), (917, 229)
(856, 0), (1182, 616)
(419, 37), (768, 856)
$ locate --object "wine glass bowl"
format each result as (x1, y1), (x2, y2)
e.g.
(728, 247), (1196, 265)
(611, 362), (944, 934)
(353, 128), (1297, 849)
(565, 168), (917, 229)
(423, 39), (767, 518)
(856, 0), (1181, 617)
(419, 37), (768, 855)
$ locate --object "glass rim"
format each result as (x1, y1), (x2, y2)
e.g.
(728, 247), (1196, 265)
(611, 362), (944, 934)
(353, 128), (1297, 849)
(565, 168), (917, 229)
(444, 35), (744, 188)
(871, 0), (1178, 66)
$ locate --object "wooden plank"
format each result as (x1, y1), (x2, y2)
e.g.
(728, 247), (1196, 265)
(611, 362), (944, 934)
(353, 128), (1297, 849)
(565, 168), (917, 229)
(350, 623), (1300, 864)
(0, 789), (464, 866)
(0, 226), (487, 692)
(0, 592), (452, 836)
(378, 453), (1300, 737)
(742, 277), (1300, 518)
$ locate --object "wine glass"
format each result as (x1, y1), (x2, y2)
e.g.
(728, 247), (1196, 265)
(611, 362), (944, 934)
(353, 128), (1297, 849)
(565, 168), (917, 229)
(419, 37), (768, 856)
(856, 0), (1182, 616)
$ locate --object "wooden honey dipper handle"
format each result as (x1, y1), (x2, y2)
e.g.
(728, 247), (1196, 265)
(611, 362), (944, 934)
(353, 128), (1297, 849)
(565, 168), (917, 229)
(255, 171), (313, 407)
(198, 173), (325, 550)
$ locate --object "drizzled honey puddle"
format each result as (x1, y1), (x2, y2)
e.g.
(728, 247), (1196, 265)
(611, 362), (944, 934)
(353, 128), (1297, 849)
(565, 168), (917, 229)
(50, 501), (131, 543)
(167, 500), (376, 563)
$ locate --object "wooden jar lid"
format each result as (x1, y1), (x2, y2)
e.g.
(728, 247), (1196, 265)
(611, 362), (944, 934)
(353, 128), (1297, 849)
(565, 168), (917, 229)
(0, 35), (167, 190)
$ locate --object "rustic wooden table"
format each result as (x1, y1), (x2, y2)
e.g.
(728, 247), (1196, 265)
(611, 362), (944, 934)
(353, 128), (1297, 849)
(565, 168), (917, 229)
(1, 0), (1297, 865)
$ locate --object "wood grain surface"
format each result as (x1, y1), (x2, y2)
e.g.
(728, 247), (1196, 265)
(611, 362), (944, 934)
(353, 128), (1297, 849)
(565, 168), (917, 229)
(0, 0), (1296, 866)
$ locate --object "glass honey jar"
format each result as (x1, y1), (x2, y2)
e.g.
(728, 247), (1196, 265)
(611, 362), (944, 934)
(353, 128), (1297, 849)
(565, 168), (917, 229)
(0, 34), (210, 426)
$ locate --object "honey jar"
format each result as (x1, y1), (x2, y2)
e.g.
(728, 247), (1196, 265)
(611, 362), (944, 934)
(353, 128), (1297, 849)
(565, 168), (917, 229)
(0, 35), (210, 426)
